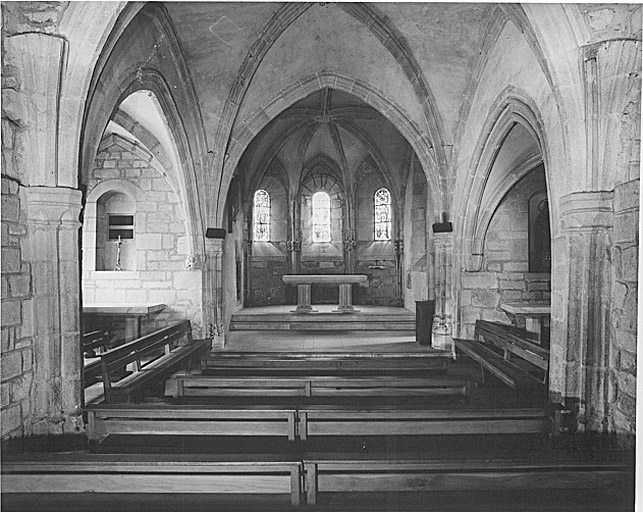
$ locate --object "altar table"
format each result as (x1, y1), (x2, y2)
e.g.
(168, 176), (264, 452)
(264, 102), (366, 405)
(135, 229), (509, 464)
(282, 275), (367, 314)
(83, 303), (166, 341)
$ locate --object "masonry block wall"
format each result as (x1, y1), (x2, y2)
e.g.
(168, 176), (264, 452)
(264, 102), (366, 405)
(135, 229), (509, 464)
(2, 11), (41, 438)
(460, 169), (550, 339)
(1, 178), (34, 438)
(82, 140), (202, 339)
(608, 68), (640, 436)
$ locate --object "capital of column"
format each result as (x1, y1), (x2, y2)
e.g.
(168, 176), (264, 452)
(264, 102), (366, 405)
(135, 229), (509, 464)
(433, 231), (453, 249)
(205, 238), (224, 256)
(559, 191), (613, 233)
(343, 238), (356, 252)
(20, 186), (82, 229)
(286, 239), (302, 252)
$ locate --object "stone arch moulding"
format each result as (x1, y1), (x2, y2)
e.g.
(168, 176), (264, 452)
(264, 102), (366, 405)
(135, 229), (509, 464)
(219, 72), (444, 225)
(458, 89), (553, 272)
(84, 70), (206, 263)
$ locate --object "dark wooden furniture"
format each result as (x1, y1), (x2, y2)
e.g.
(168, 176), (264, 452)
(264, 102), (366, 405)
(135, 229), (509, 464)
(1, 453), (303, 505)
(83, 330), (111, 385)
(455, 320), (549, 405)
(84, 404), (299, 444)
(99, 320), (210, 404)
(297, 406), (552, 440)
(169, 374), (468, 399)
(303, 451), (630, 505)
(204, 351), (450, 373)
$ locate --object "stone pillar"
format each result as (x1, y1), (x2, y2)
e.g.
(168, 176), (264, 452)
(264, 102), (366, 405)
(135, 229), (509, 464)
(553, 191), (614, 433)
(203, 238), (224, 350)
(394, 239), (404, 302)
(20, 187), (83, 435)
(286, 239), (301, 273)
(432, 231), (454, 353)
(343, 238), (356, 274)
(242, 239), (252, 305)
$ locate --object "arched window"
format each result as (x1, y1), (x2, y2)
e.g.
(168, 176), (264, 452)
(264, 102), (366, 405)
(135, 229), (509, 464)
(374, 187), (392, 240)
(312, 191), (331, 242)
(253, 190), (270, 242)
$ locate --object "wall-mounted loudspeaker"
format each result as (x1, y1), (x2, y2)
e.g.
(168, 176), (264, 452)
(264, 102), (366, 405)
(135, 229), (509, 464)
(205, 228), (227, 239)
(432, 222), (453, 233)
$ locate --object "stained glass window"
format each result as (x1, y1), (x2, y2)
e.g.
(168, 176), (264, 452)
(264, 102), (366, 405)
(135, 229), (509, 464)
(253, 190), (270, 242)
(312, 191), (331, 243)
(374, 187), (392, 241)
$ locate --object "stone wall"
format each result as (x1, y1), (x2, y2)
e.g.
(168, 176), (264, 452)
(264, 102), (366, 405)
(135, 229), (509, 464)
(460, 168), (550, 339)
(82, 139), (202, 339)
(248, 176), (289, 306)
(1, 177), (33, 438)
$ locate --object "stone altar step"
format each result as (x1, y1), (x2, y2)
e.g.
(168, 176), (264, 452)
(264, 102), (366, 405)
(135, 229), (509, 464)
(230, 307), (415, 332)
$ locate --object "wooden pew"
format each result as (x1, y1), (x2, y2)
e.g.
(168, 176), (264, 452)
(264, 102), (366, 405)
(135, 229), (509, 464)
(99, 320), (210, 404)
(204, 351), (450, 373)
(475, 320), (549, 377)
(297, 406), (552, 440)
(455, 320), (549, 406)
(84, 404), (299, 445)
(83, 330), (111, 385)
(169, 374), (468, 399)
(1, 453), (303, 505)
(303, 451), (631, 505)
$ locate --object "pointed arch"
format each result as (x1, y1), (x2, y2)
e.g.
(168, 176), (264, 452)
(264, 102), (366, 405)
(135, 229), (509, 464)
(220, 71), (443, 225)
(455, 88), (551, 272)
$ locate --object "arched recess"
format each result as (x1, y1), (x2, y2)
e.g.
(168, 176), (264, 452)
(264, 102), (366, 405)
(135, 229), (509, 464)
(218, 72), (443, 226)
(81, 72), (205, 262)
(456, 90), (552, 272)
(83, 178), (143, 273)
(79, 4), (208, 261)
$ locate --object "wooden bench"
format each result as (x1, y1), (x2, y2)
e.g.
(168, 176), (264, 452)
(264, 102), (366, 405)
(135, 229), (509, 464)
(83, 330), (112, 385)
(303, 451), (631, 505)
(99, 320), (210, 404)
(455, 320), (549, 406)
(84, 404), (299, 444)
(204, 351), (449, 373)
(168, 374), (468, 399)
(1, 453), (303, 505)
(297, 406), (552, 440)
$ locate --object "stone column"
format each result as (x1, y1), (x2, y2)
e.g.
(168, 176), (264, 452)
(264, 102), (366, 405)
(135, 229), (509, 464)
(20, 187), (83, 435)
(203, 238), (224, 350)
(432, 231), (454, 353)
(242, 239), (252, 305)
(553, 191), (613, 433)
(286, 239), (301, 273)
(394, 239), (404, 303)
(343, 238), (356, 274)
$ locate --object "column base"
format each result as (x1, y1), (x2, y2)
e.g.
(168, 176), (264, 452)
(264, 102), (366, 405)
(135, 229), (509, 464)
(332, 306), (360, 314)
(291, 306), (318, 314)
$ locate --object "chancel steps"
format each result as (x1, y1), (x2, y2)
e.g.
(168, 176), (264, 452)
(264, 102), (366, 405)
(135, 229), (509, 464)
(230, 309), (415, 332)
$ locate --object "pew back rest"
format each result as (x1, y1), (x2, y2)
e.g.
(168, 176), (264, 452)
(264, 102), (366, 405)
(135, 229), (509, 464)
(100, 320), (193, 390)
(475, 320), (548, 376)
(83, 330), (111, 358)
